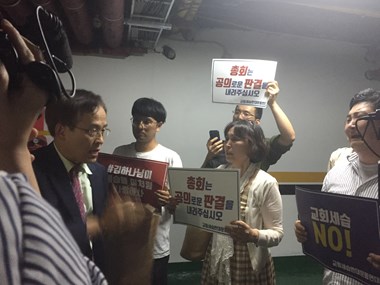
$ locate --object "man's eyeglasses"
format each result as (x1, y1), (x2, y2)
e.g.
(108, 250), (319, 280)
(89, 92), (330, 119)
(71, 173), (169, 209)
(233, 109), (256, 119)
(130, 117), (157, 127)
(74, 126), (111, 138)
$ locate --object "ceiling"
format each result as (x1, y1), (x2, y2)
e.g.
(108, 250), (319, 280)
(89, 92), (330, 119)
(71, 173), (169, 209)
(194, 0), (380, 46)
(1, 0), (380, 60)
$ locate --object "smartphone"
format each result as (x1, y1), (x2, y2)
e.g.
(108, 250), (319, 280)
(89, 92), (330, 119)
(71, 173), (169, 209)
(209, 130), (220, 141)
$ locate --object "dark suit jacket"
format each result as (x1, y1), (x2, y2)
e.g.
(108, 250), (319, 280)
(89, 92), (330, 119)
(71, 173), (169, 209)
(32, 143), (108, 271)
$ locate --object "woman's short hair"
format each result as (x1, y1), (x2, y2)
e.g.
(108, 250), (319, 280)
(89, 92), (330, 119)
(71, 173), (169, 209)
(224, 120), (268, 163)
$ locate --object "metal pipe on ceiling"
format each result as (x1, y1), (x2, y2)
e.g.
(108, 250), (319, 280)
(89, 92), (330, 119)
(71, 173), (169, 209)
(0, 0), (33, 26)
(57, 0), (93, 45)
(98, 0), (125, 48)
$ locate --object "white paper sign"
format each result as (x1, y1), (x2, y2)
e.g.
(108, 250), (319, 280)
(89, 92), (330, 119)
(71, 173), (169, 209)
(211, 59), (277, 108)
(168, 168), (240, 235)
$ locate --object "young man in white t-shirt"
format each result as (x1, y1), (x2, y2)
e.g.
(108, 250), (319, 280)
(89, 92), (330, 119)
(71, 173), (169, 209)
(113, 97), (182, 285)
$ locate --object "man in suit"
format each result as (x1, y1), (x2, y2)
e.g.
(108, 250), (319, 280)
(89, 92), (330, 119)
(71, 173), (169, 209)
(33, 89), (110, 270)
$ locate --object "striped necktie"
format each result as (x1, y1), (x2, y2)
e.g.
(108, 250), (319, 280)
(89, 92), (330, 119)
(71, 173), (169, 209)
(69, 165), (86, 221)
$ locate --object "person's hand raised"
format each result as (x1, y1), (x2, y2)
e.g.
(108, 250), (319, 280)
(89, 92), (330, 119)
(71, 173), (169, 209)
(265, 80), (279, 106)
(0, 19), (48, 150)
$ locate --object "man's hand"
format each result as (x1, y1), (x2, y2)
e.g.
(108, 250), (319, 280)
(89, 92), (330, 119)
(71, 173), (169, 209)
(294, 220), (308, 243)
(156, 189), (170, 206)
(265, 80), (279, 107)
(0, 19), (48, 192)
(0, 19), (48, 149)
(100, 184), (157, 236)
(156, 188), (178, 214)
(367, 253), (380, 270)
(87, 215), (101, 240)
(99, 185), (160, 285)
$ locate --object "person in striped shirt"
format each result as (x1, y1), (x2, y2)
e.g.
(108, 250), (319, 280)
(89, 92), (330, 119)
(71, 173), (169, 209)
(0, 18), (107, 284)
(294, 88), (380, 284)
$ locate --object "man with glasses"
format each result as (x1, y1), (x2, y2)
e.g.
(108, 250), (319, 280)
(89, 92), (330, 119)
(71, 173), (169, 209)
(113, 97), (182, 285)
(202, 81), (296, 171)
(32, 89), (109, 271)
(295, 88), (380, 284)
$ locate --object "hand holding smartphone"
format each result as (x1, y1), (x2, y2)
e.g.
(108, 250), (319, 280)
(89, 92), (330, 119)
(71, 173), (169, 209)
(209, 130), (220, 141)
(207, 130), (224, 157)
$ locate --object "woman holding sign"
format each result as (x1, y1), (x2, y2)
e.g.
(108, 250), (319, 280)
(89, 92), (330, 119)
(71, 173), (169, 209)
(201, 120), (283, 285)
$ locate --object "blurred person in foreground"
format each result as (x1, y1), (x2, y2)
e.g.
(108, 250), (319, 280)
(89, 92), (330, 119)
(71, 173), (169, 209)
(0, 18), (107, 284)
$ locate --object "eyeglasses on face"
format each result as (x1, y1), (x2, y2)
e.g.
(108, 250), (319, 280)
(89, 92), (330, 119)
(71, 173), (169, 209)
(130, 116), (158, 127)
(233, 109), (256, 119)
(74, 126), (111, 138)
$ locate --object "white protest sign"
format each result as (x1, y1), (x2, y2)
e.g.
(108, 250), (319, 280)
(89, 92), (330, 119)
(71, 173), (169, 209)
(211, 59), (277, 108)
(168, 168), (240, 235)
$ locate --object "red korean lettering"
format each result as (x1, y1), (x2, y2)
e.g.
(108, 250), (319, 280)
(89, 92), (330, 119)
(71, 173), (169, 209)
(239, 66), (248, 76)
(215, 77), (224, 87)
(244, 79), (254, 89)
(183, 192), (191, 204)
(186, 176), (195, 190)
(230, 65), (239, 76)
(223, 78), (232, 88)
(214, 196), (225, 210)
(195, 177), (206, 190)
(253, 79), (263, 89)
(174, 191), (183, 203)
(204, 195), (214, 209)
